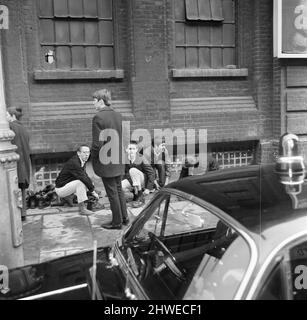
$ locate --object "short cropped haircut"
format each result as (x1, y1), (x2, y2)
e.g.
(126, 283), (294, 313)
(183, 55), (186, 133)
(7, 107), (23, 121)
(77, 145), (90, 152)
(92, 89), (111, 106)
(129, 140), (138, 146)
(152, 136), (165, 147)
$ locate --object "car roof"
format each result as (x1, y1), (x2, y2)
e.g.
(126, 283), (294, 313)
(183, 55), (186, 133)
(168, 164), (307, 241)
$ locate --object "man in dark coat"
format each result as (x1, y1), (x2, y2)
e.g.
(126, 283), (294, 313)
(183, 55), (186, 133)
(55, 145), (99, 216)
(122, 140), (156, 207)
(7, 107), (31, 221)
(91, 89), (129, 230)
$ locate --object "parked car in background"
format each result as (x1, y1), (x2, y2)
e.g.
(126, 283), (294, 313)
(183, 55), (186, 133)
(1, 133), (307, 300)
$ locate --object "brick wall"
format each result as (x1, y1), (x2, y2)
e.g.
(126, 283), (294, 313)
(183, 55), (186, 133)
(2, 0), (278, 163)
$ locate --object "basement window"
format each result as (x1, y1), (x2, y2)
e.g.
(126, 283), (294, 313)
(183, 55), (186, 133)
(32, 154), (72, 189)
(211, 141), (257, 169)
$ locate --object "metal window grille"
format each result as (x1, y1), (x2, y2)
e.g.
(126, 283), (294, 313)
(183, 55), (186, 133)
(211, 142), (255, 169)
(33, 157), (69, 189)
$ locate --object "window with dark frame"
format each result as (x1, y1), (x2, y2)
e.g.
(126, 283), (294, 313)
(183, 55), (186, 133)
(38, 0), (115, 70)
(175, 0), (236, 69)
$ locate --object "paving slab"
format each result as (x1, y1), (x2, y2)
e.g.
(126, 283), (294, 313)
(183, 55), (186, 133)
(42, 212), (86, 229)
(127, 207), (144, 217)
(92, 227), (125, 248)
(26, 207), (61, 216)
(22, 215), (43, 266)
(39, 250), (66, 263)
(88, 211), (113, 227)
(40, 216), (93, 253)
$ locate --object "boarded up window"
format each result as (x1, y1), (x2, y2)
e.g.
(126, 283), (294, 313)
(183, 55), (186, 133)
(38, 0), (114, 70)
(185, 0), (224, 21)
(176, 0), (236, 69)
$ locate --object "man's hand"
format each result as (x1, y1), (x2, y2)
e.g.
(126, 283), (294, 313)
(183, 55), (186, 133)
(143, 189), (150, 195)
(92, 190), (100, 200)
(154, 180), (161, 190)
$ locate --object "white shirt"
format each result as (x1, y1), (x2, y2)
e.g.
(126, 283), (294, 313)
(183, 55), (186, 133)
(78, 156), (86, 168)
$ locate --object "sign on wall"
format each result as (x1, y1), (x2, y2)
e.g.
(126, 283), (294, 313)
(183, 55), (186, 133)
(274, 0), (307, 57)
(0, 5), (9, 30)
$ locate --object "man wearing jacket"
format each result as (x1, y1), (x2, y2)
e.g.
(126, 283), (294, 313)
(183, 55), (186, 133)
(55, 145), (99, 216)
(122, 140), (156, 207)
(91, 89), (129, 230)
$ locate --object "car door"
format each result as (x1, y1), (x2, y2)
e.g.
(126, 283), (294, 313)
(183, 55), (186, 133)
(254, 237), (307, 300)
(122, 191), (222, 299)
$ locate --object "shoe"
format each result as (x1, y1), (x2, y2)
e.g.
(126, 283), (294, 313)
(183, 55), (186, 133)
(101, 222), (122, 230)
(78, 202), (94, 216)
(122, 218), (130, 226)
(131, 200), (144, 208)
(91, 201), (105, 212)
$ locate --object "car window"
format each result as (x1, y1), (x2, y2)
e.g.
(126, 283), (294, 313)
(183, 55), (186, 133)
(164, 196), (219, 236)
(254, 240), (307, 300)
(135, 197), (167, 240)
(125, 193), (251, 300)
(184, 234), (251, 300)
(287, 241), (307, 300)
(256, 260), (287, 300)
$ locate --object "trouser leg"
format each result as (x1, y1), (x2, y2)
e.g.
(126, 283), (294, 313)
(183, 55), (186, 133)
(156, 164), (166, 187)
(115, 175), (128, 220)
(102, 176), (125, 225)
(129, 168), (145, 191)
(55, 180), (88, 203)
(21, 187), (27, 219)
(121, 179), (133, 193)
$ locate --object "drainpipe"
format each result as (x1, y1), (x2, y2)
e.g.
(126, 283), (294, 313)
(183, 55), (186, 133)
(0, 37), (24, 269)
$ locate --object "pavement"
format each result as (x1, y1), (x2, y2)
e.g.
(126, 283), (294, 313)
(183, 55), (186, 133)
(21, 160), (182, 266)
(22, 201), (147, 266)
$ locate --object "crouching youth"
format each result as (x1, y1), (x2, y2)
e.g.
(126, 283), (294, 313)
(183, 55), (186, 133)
(54, 145), (99, 215)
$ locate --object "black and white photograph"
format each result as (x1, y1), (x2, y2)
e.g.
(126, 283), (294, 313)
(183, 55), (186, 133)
(1, 0), (307, 305)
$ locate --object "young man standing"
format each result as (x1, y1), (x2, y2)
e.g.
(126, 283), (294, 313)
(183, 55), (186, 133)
(55, 145), (99, 216)
(91, 89), (129, 230)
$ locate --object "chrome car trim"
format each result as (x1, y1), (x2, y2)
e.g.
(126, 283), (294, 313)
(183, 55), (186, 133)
(233, 229), (258, 300)
(19, 283), (88, 300)
(246, 229), (307, 300)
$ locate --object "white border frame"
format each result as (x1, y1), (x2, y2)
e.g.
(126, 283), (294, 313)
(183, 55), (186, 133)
(274, 0), (307, 58)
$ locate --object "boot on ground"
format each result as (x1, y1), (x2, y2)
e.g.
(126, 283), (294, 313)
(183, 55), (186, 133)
(78, 201), (94, 216)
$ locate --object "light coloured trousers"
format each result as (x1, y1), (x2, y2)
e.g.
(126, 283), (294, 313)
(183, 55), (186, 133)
(55, 180), (88, 203)
(121, 168), (145, 192)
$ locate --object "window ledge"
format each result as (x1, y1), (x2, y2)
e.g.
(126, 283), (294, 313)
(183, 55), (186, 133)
(33, 69), (124, 80)
(172, 68), (248, 78)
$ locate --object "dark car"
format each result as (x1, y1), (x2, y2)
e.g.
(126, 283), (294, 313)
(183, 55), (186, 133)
(2, 134), (307, 300)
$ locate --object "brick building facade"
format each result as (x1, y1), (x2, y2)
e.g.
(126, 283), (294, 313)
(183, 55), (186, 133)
(0, 0), (291, 189)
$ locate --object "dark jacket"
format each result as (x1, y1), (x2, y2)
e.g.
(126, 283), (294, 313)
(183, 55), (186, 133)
(55, 155), (94, 192)
(124, 154), (156, 190)
(179, 154), (219, 179)
(9, 120), (31, 187)
(91, 106), (125, 178)
(143, 145), (172, 178)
